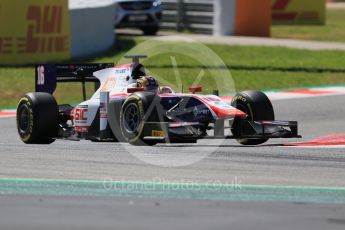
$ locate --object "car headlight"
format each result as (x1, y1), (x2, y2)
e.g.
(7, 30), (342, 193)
(153, 0), (161, 7)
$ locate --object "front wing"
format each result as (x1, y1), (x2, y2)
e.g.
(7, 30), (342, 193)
(141, 119), (301, 143)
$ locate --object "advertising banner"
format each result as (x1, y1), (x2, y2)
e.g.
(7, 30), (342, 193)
(0, 0), (70, 65)
(272, 0), (326, 25)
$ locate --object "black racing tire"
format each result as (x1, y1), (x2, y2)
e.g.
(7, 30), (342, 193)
(141, 26), (159, 35)
(120, 93), (159, 146)
(16, 92), (58, 144)
(231, 91), (275, 145)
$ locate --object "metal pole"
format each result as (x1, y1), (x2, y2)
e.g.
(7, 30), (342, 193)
(82, 81), (86, 101)
(177, 0), (184, 31)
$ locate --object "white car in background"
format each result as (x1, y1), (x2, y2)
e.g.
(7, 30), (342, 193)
(114, 0), (162, 35)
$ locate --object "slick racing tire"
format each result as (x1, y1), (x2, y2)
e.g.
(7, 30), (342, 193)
(120, 93), (159, 146)
(231, 91), (275, 145)
(16, 92), (58, 144)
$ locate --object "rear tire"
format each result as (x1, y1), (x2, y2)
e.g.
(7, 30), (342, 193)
(231, 91), (274, 145)
(16, 93), (58, 144)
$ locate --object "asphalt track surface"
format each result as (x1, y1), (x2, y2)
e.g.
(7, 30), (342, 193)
(0, 95), (345, 229)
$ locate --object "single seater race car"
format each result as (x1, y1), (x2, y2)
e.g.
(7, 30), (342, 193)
(16, 55), (301, 146)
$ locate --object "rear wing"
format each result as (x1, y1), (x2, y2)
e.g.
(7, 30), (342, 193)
(35, 64), (114, 98)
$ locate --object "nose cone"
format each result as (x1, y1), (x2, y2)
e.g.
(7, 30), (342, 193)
(195, 94), (248, 120)
(213, 107), (247, 119)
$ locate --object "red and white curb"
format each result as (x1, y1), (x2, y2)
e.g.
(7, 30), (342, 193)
(265, 86), (345, 101)
(283, 134), (345, 148)
(0, 109), (16, 118)
(220, 86), (345, 103)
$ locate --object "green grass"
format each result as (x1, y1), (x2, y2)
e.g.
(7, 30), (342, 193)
(272, 9), (345, 42)
(1, 37), (345, 108)
(150, 68), (345, 93)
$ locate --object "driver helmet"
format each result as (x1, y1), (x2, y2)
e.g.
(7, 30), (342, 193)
(136, 76), (159, 91)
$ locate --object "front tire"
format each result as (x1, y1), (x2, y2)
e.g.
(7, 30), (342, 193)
(120, 94), (158, 146)
(231, 91), (274, 145)
(16, 93), (58, 144)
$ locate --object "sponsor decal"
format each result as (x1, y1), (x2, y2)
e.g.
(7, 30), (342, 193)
(272, 0), (326, 25)
(0, 0), (70, 64)
(101, 77), (117, 92)
(114, 68), (129, 74)
(100, 102), (107, 119)
(152, 130), (165, 138)
(193, 106), (210, 118)
(36, 65), (45, 85)
(75, 126), (89, 133)
(75, 107), (88, 123)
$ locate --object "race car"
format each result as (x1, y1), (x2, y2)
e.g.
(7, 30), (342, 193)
(16, 55), (301, 146)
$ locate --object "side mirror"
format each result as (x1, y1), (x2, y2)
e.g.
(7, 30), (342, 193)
(188, 86), (202, 94)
